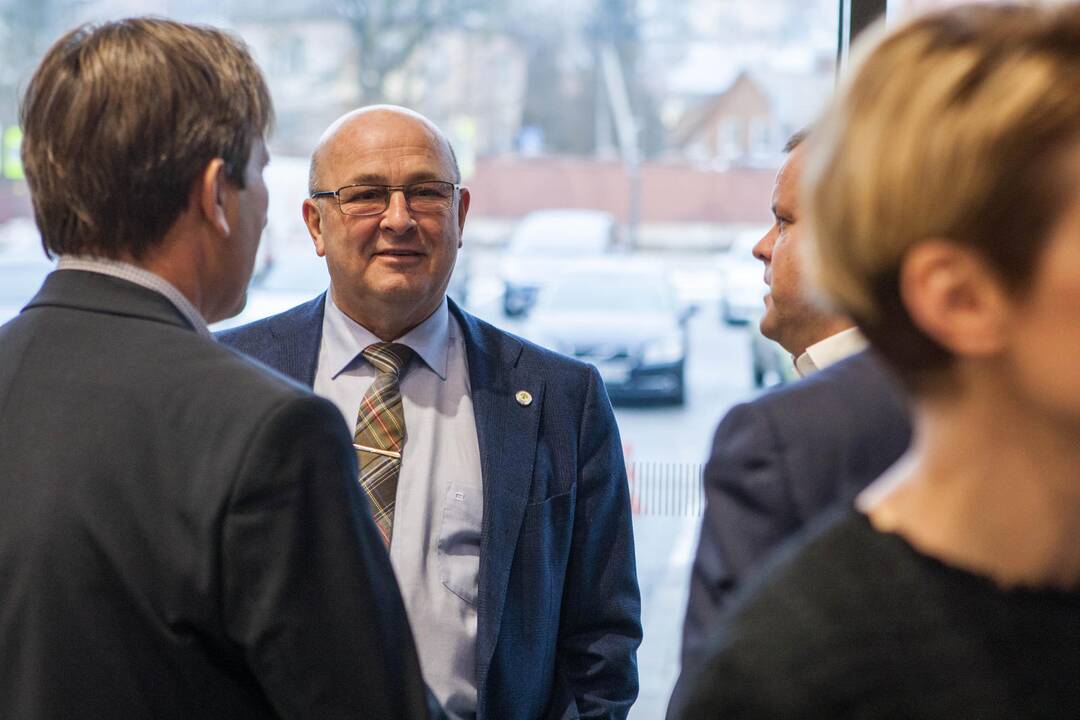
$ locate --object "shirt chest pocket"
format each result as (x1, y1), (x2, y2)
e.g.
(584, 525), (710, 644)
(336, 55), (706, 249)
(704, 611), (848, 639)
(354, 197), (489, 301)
(438, 480), (483, 606)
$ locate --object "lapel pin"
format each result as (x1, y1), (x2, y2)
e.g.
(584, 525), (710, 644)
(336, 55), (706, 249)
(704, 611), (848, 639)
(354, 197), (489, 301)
(515, 390), (533, 407)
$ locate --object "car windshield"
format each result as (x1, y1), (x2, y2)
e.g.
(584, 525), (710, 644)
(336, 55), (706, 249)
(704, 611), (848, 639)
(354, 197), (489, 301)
(0, 1), (850, 713)
(509, 216), (612, 255)
(539, 273), (671, 314)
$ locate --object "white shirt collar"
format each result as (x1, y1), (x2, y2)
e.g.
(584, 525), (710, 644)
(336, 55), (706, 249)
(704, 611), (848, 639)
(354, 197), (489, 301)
(322, 292), (450, 380)
(56, 255), (210, 338)
(794, 326), (867, 377)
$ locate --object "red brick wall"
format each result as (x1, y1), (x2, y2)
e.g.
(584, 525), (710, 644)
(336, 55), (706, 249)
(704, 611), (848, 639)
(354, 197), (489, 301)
(466, 155), (774, 224)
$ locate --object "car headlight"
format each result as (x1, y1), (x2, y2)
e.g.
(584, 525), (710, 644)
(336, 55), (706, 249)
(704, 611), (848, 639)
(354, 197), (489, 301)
(642, 334), (684, 365)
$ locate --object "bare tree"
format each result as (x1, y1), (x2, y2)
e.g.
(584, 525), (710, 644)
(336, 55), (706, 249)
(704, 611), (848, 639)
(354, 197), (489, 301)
(335, 0), (495, 102)
(0, 0), (66, 123)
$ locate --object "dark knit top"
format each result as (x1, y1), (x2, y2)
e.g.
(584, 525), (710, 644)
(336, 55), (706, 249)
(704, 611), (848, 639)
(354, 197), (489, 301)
(677, 507), (1080, 719)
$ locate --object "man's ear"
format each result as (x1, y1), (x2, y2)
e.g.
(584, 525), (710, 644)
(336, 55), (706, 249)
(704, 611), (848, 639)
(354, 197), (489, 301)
(302, 198), (326, 257)
(456, 186), (471, 243)
(195, 158), (230, 238)
(900, 239), (1010, 358)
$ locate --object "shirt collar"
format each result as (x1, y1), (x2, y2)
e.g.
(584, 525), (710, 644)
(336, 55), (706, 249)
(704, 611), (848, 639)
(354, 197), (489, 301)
(56, 255), (211, 339)
(794, 326), (867, 377)
(323, 293), (450, 380)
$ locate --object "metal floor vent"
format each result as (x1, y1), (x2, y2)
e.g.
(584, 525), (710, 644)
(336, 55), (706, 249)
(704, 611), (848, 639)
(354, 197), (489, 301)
(627, 462), (705, 517)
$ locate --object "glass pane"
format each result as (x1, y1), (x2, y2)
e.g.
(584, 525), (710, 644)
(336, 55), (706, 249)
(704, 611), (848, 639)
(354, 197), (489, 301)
(0, 1), (841, 715)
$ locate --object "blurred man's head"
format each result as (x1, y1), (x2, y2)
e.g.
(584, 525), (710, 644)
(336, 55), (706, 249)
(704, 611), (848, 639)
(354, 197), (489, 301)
(20, 17), (273, 321)
(302, 105), (470, 340)
(752, 131), (852, 356)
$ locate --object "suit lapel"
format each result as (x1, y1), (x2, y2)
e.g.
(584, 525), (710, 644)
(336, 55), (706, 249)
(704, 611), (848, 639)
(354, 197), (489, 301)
(267, 293), (326, 387)
(449, 301), (544, 706)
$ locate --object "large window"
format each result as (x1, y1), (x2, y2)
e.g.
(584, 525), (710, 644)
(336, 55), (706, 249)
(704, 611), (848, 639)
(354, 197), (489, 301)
(0, 0), (844, 715)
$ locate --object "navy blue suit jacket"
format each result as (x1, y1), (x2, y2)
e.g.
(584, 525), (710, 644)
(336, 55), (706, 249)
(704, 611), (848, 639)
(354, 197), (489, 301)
(669, 350), (912, 716)
(218, 295), (642, 720)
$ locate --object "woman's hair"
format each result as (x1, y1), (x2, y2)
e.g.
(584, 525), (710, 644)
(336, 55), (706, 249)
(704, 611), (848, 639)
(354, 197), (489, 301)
(805, 2), (1080, 389)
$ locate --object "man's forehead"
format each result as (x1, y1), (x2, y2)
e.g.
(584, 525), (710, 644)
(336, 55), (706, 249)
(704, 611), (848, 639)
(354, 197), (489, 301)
(317, 113), (452, 181)
(773, 150), (804, 206)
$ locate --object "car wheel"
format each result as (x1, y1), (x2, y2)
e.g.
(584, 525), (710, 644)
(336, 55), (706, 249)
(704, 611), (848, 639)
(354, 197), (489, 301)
(669, 366), (687, 406)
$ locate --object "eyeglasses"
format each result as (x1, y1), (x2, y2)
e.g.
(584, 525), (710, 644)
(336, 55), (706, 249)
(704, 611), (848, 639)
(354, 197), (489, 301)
(310, 180), (460, 216)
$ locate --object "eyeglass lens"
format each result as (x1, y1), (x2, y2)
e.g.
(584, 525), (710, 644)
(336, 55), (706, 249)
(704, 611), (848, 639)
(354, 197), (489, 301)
(337, 181), (455, 215)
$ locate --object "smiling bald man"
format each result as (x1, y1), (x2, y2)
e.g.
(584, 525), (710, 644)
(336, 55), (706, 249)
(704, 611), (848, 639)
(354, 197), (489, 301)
(219, 105), (642, 720)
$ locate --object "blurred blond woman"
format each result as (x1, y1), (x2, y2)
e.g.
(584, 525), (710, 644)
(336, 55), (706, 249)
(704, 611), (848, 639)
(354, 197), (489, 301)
(678, 4), (1080, 718)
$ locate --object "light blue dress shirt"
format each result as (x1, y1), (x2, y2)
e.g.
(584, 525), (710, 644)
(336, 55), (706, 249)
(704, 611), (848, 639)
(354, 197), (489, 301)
(314, 294), (483, 719)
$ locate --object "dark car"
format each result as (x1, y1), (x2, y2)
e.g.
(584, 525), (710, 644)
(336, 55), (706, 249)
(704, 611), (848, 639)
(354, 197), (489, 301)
(524, 260), (693, 405)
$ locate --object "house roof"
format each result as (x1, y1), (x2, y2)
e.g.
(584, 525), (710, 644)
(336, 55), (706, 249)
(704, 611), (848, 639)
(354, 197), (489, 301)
(673, 66), (834, 148)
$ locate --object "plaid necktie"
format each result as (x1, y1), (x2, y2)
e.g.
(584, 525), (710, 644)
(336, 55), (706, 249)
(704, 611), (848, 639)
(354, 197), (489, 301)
(354, 342), (414, 547)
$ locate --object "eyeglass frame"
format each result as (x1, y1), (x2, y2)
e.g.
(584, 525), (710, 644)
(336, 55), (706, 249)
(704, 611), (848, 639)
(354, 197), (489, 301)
(309, 180), (462, 216)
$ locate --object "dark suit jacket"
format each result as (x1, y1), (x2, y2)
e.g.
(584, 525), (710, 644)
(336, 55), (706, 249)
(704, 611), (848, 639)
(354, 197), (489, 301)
(0, 270), (431, 719)
(217, 294), (643, 720)
(668, 350), (912, 717)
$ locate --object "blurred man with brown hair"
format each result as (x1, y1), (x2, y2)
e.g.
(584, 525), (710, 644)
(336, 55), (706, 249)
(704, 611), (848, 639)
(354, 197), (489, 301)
(0, 18), (431, 719)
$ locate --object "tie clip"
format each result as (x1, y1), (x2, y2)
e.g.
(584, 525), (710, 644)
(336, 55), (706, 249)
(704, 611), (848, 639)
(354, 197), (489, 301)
(353, 443), (402, 460)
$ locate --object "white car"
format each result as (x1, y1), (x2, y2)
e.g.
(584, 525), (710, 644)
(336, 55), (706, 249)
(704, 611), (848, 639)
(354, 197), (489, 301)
(500, 209), (618, 316)
(719, 231), (767, 325)
(749, 309), (797, 388)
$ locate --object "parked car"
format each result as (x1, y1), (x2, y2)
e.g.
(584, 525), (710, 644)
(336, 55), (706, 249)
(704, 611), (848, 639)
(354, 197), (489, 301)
(524, 259), (693, 405)
(719, 230), (766, 325)
(749, 310), (797, 388)
(500, 208), (617, 316)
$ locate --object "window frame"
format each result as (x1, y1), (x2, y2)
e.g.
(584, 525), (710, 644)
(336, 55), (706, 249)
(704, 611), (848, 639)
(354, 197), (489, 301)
(838, 0), (888, 69)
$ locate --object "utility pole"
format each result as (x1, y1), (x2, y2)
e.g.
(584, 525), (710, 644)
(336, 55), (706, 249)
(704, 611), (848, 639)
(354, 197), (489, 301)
(599, 43), (640, 248)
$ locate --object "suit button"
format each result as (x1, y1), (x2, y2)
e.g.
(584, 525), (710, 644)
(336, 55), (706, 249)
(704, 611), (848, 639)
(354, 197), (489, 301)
(515, 390), (533, 406)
